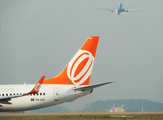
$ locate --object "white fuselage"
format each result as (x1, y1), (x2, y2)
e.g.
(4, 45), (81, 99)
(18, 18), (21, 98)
(0, 84), (92, 112)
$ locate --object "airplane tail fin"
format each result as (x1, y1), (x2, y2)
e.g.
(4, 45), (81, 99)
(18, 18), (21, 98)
(43, 36), (99, 85)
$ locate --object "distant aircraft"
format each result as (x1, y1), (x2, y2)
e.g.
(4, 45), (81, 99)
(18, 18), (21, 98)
(98, 3), (142, 15)
(0, 36), (113, 112)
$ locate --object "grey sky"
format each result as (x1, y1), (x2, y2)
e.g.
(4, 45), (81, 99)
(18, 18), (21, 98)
(0, 0), (163, 111)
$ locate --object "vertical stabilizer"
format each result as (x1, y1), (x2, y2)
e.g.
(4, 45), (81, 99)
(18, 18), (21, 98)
(43, 36), (99, 85)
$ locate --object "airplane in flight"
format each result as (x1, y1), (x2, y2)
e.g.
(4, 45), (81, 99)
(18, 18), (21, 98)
(98, 3), (142, 15)
(0, 36), (113, 112)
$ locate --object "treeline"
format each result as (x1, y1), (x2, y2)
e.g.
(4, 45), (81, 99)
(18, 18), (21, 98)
(79, 99), (163, 112)
(22, 99), (163, 113)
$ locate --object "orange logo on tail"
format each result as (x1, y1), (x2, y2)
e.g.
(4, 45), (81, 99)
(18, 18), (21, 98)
(67, 50), (94, 85)
(34, 83), (41, 92)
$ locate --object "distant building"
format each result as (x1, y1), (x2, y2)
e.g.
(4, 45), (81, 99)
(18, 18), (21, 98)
(110, 104), (125, 112)
(141, 107), (143, 112)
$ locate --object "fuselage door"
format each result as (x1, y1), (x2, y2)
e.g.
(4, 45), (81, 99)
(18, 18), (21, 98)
(54, 88), (59, 101)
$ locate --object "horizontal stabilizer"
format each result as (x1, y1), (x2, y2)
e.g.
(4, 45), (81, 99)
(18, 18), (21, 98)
(73, 81), (113, 91)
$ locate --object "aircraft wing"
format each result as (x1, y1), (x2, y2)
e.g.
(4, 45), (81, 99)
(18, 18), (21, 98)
(0, 76), (45, 101)
(73, 81), (113, 91)
(125, 8), (142, 11)
(97, 8), (115, 12)
(0, 94), (24, 101)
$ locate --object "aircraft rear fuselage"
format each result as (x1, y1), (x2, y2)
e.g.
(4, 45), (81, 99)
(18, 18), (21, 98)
(0, 84), (91, 112)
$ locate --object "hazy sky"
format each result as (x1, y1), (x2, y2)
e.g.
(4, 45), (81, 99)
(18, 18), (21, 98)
(0, 0), (163, 111)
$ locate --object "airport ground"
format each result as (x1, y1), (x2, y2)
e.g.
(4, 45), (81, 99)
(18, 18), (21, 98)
(0, 112), (163, 119)
(1, 117), (163, 120)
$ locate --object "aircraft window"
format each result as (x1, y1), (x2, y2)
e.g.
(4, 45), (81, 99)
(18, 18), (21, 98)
(13, 93), (15, 95)
(10, 93), (12, 96)
(2, 94), (4, 96)
(0, 94), (1, 96)
(17, 93), (19, 95)
(37, 93), (39, 96)
(43, 93), (45, 95)
(40, 93), (42, 96)
(30, 94), (32, 96)
(33, 94), (35, 96)
(6, 94), (8, 96)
